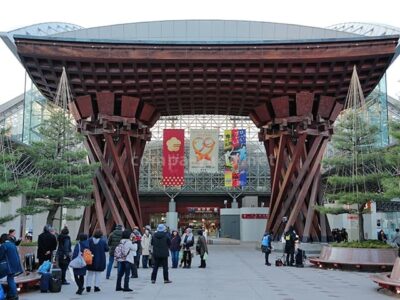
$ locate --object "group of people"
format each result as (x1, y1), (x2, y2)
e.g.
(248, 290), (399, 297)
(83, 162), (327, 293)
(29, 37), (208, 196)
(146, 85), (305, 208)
(0, 223), (210, 299)
(261, 225), (305, 267)
(331, 228), (348, 243)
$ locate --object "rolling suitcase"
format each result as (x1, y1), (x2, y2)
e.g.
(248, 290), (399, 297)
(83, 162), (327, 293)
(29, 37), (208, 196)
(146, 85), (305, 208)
(49, 277), (62, 293)
(40, 272), (51, 293)
(24, 253), (35, 272)
(51, 268), (62, 281)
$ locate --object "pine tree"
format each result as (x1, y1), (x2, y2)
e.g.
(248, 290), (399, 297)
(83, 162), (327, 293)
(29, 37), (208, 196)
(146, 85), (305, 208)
(0, 128), (32, 224)
(18, 108), (96, 225)
(382, 120), (400, 198)
(319, 110), (387, 241)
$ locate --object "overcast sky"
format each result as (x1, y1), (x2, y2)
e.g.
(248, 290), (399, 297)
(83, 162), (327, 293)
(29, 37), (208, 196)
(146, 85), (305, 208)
(1, 0), (399, 104)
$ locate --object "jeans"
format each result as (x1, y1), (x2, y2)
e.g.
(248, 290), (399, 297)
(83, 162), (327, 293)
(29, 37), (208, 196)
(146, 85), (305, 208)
(106, 255), (114, 278)
(130, 261), (138, 278)
(58, 256), (70, 283)
(286, 251), (294, 266)
(116, 261), (131, 290)
(151, 257), (169, 282)
(170, 250), (179, 268)
(264, 252), (270, 264)
(7, 274), (17, 298)
(142, 255), (149, 268)
(86, 271), (101, 287)
(134, 254), (141, 268)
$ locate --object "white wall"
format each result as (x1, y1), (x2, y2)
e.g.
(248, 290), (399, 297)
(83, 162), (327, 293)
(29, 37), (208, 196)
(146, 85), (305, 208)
(239, 207), (269, 242)
(0, 195), (24, 237)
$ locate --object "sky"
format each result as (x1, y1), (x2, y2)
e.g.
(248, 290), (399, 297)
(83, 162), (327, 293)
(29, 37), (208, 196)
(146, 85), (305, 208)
(1, 0), (399, 104)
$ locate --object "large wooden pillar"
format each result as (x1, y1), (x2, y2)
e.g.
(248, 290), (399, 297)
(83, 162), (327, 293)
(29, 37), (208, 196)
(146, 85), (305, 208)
(69, 92), (159, 234)
(250, 92), (343, 242)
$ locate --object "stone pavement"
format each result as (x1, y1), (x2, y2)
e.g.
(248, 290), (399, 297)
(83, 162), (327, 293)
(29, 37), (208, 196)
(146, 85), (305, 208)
(19, 243), (395, 300)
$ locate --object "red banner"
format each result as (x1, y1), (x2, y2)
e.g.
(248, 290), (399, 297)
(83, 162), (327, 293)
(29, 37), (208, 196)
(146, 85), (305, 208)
(162, 129), (185, 186)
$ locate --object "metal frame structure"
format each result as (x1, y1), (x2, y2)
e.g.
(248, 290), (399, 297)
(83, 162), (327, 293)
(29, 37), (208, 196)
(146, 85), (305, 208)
(139, 115), (270, 196)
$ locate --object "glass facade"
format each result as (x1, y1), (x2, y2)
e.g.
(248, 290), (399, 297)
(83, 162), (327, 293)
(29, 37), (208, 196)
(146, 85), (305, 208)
(139, 115), (270, 196)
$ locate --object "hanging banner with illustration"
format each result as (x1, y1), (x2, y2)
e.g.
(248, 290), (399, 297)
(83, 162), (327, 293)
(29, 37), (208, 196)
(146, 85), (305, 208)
(189, 129), (219, 173)
(162, 129), (185, 186)
(224, 129), (247, 187)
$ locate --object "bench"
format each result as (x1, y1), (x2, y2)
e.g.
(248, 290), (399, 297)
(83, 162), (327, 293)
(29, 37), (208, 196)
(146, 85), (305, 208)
(371, 257), (400, 293)
(0, 272), (41, 292)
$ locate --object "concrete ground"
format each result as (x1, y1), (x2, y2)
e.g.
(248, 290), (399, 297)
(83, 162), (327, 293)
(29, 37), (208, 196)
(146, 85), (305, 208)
(19, 243), (396, 300)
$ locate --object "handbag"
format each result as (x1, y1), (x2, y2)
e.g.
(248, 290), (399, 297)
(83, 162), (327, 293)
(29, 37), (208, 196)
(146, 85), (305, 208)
(38, 260), (52, 274)
(69, 244), (86, 269)
(203, 252), (208, 261)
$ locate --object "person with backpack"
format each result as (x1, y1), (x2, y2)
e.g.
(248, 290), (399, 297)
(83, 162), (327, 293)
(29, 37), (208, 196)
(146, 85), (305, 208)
(86, 230), (109, 292)
(151, 224), (172, 284)
(261, 231), (272, 266)
(56, 226), (72, 285)
(0, 233), (23, 300)
(106, 224), (123, 279)
(284, 226), (297, 267)
(71, 233), (90, 295)
(115, 230), (137, 292)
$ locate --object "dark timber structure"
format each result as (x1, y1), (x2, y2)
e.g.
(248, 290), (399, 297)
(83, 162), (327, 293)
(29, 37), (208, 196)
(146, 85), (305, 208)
(13, 21), (398, 241)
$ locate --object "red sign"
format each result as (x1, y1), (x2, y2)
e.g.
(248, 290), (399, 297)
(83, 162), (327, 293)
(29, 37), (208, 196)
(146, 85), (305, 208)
(347, 215), (359, 220)
(162, 129), (185, 186)
(241, 214), (269, 219)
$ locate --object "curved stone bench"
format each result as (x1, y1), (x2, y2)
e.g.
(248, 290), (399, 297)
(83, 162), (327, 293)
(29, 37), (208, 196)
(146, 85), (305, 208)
(371, 257), (400, 293)
(309, 245), (397, 271)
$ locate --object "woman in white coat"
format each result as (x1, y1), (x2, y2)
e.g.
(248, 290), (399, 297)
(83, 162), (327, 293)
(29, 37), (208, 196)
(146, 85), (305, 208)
(115, 230), (137, 292)
(141, 229), (152, 268)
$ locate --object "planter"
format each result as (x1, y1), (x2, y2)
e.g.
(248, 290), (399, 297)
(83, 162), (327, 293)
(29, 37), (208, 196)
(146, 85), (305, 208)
(309, 245), (397, 271)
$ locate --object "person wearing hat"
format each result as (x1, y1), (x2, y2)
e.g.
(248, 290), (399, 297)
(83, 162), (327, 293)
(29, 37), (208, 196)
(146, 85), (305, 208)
(150, 224), (172, 284)
(106, 224), (123, 279)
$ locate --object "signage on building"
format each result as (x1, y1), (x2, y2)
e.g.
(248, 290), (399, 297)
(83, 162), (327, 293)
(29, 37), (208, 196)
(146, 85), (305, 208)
(187, 207), (219, 213)
(347, 214), (359, 220)
(241, 214), (269, 219)
(224, 129), (247, 187)
(161, 129), (185, 186)
(189, 129), (219, 173)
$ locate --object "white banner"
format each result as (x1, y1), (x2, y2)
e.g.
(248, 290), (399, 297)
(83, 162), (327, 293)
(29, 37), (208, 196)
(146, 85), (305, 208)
(189, 129), (219, 173)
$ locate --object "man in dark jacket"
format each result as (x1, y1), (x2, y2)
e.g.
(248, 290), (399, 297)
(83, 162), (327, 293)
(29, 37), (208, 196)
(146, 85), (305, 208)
(151, 224), (172, 284)
(284, 225), (297, 266)
(106, 224), (123, 279)
(37, 225), (57, 265)
(56, 226), (72, 285)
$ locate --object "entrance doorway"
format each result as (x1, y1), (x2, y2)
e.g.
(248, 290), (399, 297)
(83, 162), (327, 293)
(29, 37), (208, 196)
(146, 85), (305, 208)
(178, 207), (220, 237)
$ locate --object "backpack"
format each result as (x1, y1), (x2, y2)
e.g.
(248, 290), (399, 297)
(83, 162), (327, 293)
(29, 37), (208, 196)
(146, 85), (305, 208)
(114, 241), (130, 261)
(83, 248), (93, 265)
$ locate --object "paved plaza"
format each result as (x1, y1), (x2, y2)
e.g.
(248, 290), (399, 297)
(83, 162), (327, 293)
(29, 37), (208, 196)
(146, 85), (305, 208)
(18, 243), (395, 300)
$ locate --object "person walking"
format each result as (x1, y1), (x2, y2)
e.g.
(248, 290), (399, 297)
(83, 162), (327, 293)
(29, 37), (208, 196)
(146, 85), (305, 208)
(261, 231), (272, 266)
(56, 226), (72, 285)
(115, 230), (137, 292)
(0, 233), (23, 300)
(37, 225), (57, 266)
(106, 224), (123, 279)
(141, 228), (152, 268)
(180, 228), (194, 268)
(284, 226), (297, 267)
(170, 230), (181, 268)
(86, 230), (109, 292)
(196, 230), (208, 268)
(151, 224), (172, 284)
(71, 233), (90, 295)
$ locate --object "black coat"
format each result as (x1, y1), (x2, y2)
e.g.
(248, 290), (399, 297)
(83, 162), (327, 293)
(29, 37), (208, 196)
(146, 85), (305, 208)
(151, 232), (171, 258)
(37, 231), (57, 261)
(170, 235), (181, 251)
(56, 234), (71, 259)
